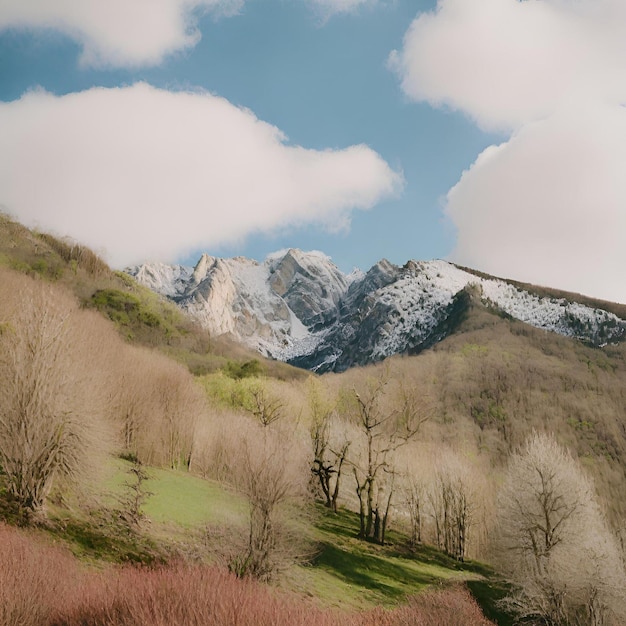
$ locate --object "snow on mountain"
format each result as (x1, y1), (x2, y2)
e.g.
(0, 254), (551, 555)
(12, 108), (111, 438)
(127, 249), (349, 358)
(126, 253), (626, 372)
(126, 261), (192, 299)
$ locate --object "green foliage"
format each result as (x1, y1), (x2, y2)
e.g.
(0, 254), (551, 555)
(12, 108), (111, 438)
(7, 257), (64, 280)
(223, 358), (264, 380)
(92, 289), (143, 324)
(200, 371), (261, 411)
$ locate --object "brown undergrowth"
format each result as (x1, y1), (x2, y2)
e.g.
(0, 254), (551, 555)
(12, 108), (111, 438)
(0, 523), (493, 626)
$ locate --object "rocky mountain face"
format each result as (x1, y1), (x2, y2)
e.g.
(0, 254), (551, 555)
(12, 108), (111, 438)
(126, 251), (626, 373)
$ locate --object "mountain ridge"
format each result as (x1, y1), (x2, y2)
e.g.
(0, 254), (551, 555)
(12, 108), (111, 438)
(127, 250), (626, 373)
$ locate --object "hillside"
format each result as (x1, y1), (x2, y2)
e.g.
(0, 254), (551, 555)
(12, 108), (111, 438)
(329, 293), (626, 523)
(0, 213), (307, 380)
(2, 215), (626, 624)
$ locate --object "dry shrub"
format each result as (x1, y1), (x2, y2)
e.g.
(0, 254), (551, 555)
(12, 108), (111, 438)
(0, 524), (493, 626)
(229, 420), (312, 579)
(0, 523), (76, 626)
(0, 269), (115, 518)
(109, 345), (205, 469)
(37, 232), (109, 276)
(190, 407), (252, 481)
(363, 585), (494, 626)
(52, 563), (492, 626)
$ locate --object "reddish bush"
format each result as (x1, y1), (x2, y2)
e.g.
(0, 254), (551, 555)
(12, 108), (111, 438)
(363, 587), (494, 626)
(0, 523), (76, 626)
(53, 565), (493, 626)
(0, 522), (493, 626)
(52, 564), (340, 626)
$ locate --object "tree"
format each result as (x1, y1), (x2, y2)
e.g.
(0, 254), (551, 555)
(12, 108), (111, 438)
(0, 271), (111, 520)
(117, 456), (153, 532)
(428, 454), (479, 562)
(245, 385), (284, 428)
(308, 380), (350, 512)
(109, 347), (203, 469)
(347, 373), (428, 543)
(109, 347), (157, 458)
(230, 420), (309, 580)
(397, 446), (428, 548)
(496, 432), (626, 625)
(152, 357), (203, 470)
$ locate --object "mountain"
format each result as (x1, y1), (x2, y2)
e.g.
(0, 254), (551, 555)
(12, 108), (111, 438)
(127, 251), (626, 373)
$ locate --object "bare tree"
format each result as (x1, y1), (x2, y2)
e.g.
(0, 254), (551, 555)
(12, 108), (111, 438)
(117, 456), (153, 532)
(245, 384), (284, 427)
(347, 373), (428, 543)
(398, 447), (428, 548)
(428, 455), (478, 562)
(229, 421), (309, 580)
(0, 272), (111, 520)
(496, 431), (626, 625)
(308, 380), (350, 512)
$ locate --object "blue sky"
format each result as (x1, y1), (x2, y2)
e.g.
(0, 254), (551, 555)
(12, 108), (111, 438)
(1, 0), (625, 302)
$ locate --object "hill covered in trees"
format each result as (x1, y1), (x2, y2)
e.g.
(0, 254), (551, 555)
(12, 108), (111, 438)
(1, 214), (626, 625)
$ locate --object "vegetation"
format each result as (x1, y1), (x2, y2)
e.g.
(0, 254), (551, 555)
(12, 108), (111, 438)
(495, 432), (626, 625)
(0, 271), (112, 521)
(0, 212), (305, 379)
(2, 215), (626, 624)
(0, 522), (494, 626)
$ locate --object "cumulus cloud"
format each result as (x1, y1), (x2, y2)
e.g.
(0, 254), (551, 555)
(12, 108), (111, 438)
(391, 0), (626, 303)
(0, 0), (243, 67)
(0, 83), (401, 267)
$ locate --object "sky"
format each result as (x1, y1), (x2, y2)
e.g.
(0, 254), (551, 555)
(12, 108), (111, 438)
(0, 0), (624, 304)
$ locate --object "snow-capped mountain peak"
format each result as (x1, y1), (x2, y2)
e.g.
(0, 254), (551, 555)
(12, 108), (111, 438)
(126, 253), (626, 372)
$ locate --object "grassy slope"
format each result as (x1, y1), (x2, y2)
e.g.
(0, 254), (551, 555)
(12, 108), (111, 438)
(43, 460), (509, 622)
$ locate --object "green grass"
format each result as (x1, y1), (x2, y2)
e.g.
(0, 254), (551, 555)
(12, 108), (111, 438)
(36, 462), (512, 622)
(41, 460), (248, 564)
(144, 468), (247, 527)
(290, 506), (486, 610)
(104, 459), (247, 528)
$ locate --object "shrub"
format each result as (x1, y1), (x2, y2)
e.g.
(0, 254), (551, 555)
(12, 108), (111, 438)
(0, 524), (76, 626)
(53, 563), (492, 626)
(0, 524), (494, 626)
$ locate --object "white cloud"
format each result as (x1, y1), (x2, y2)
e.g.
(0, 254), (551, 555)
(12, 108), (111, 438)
(391, 0), (626, 303)
(0, 0), (380, 67)
(447, 105), (626, 302)
(0, 0), (244, 67)
(0, 83), (402, 267)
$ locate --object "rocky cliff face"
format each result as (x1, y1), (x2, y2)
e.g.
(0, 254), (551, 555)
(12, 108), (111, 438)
(127, 252), (626, 372)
